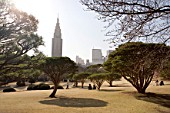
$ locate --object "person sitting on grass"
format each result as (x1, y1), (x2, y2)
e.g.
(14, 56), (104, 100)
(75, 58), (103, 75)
(155, 80), (159, 86)
(93, 84), (96, 90)
(160, 81), (164, 86)
(88, 84), (92, 90)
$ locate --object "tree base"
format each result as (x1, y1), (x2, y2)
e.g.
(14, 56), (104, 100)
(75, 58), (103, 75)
(49, 95), (57, 98)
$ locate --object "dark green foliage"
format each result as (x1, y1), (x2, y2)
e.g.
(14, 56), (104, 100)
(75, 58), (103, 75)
(107, 42), (170, 93)
(0, 0), (44, 75)
(39, 57), (77, 97)
(37, 83), (50, 90)
(16, 81), (25, 87)
(104, 58), (122, 87)
(73, 72), (90, 88)
(56, 85), (64, 89)
(3, 87), (16, 92)
(0, 81), (7, 86)
(105, 73), (121, 87)
(88, 73), (106, 90)
(161, 61), (170, 80)
(28, 78), (36, 84)
(27, 84), (38, 90)
(86, 64), (103, 73)
(27, 83), (50, 90)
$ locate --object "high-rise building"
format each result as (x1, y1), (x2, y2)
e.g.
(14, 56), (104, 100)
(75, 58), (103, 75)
(106, 50), (114, 60)
(76, 56), (85, 65)
(107, 50), (113, 56)
(52, 18), (62, 57)
(92, 49), (104, 64)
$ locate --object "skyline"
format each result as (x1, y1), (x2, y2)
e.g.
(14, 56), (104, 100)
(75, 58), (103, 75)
(12, 0), (113, 62)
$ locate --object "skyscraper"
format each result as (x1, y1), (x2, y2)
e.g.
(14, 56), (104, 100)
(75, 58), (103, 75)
(52, 18), (62, 57)
(92, 49), (104, 64)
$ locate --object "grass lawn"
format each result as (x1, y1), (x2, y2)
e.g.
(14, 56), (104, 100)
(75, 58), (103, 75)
(0, 80), (170, 113)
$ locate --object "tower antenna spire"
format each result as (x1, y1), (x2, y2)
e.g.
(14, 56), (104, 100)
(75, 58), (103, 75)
(52, 14), (62, 57)
(58, 13), (59, 18)
(57, 13), (59, 23)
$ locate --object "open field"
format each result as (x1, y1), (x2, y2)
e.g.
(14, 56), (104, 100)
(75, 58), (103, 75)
(0, 80), (170, 113)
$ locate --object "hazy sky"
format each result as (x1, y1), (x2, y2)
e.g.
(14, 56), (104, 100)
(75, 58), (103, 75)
(12, 0), (112, 62)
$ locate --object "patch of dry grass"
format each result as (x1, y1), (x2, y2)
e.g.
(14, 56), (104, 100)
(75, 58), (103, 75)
(0, 80), (170, 113)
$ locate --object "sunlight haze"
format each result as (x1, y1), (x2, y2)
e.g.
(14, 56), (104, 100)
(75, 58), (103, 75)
(12, 0), (111, 62)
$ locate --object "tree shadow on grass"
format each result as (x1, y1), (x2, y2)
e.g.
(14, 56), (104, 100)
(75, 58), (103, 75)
(72, 86), (88, 89)
(134, 92), (170, 108)
(39, 97), (108, 107)
(100, 89), (123, 92)
(111, 84), (131, 87)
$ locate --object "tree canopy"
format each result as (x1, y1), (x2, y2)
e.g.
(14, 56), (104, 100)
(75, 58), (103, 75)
(73, 72), (90, 88)
(107, 42), (170, 93)
(81, 0), (170, 44)
(86, 64), (103, 73)
(160, 60), (170, 80)
(39, 57), (77, 98)
(104, 57), (121, 87)
(88, 73), (106, 90)
(0, 0), (44, 74)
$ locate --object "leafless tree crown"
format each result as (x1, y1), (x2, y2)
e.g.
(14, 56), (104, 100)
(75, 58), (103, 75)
(81, 0), (170, 44)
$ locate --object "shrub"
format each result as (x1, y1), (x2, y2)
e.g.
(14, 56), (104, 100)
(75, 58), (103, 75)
(28, 78), (35, 84)
(37, 83), (50, 90)
(27, 83), (50, 90)
(0, 82), (7, 86)
(57, 85), (64, 89)
(27, 84), (38, 90)
(16, 81), (25, 87)
(3, 87), (16, 92)
(50, 85), (64, 89)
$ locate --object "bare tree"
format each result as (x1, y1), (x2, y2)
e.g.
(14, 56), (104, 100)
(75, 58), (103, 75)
(81, 0), (170, 44)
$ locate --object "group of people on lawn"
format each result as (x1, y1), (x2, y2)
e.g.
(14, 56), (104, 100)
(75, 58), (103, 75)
(155, 80), (164, 86)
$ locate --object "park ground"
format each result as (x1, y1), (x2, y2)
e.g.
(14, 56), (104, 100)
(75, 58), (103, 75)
(0, 79), (170, 113)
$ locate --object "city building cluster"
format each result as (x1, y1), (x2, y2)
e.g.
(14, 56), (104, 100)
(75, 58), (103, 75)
(51, 18), (113, 67)
(76, 49), (113, 67)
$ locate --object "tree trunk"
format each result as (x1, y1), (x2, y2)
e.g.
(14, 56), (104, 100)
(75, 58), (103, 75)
(81, 81), (84, 88)
(97, 82), (101, 90)
(49, 85), (57, 98)
(109, 81), (113, 87)
(74, 81), (78, 87)
(137, 87), (146, 94)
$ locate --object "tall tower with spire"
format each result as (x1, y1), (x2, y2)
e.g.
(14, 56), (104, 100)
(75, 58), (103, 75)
(52, 18), (62, 57)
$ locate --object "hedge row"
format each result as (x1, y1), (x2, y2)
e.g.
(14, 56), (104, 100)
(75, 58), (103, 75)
(27, 83), (64, 90)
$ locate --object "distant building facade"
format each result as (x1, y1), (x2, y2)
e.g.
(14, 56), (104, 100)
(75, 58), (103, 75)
(92, 49), (104, 64)
(75, 49), (114, 66)
(86, 59), (91, 67)
(52, 18), (62, 57)
(106, 50), (114, 60)
(76, 56), (85, 65)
